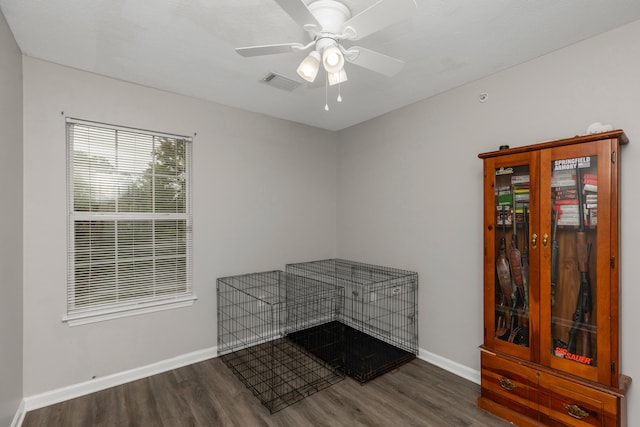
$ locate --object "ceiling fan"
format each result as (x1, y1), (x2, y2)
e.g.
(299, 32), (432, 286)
(235, 0), (417, 88)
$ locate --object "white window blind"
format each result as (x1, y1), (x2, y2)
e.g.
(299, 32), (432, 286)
(65, 119), (194, 325)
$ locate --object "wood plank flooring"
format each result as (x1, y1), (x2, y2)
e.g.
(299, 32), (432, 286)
(23, 357), (512, 427)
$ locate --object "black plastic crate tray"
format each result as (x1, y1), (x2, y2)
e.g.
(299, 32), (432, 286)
(287, 320), (415, 383)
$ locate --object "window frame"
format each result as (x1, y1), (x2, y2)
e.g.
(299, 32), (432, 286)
(64, 118), (195, 326)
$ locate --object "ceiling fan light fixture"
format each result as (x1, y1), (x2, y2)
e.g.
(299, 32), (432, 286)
(234, 0), (418, 111)
(327, 68), (347, 86)
(322, 44), (344, 73)
(296, 50), (321, 82)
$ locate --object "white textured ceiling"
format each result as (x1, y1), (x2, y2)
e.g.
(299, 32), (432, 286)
(2, 0), (640, 131)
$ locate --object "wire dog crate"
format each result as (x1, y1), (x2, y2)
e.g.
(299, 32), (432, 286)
(217, 270), (345, 413)
(286, 259), (418, 382)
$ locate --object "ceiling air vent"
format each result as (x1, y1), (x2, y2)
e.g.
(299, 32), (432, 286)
(261, 72), (302, 91)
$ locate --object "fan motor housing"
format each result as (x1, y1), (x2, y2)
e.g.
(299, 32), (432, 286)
(308, 0), (351, 34)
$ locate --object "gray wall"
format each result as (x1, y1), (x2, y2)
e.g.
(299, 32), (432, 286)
(22, 57), (338, 396)
(337, 19), (640, 422)
(0, 7), (23, 427)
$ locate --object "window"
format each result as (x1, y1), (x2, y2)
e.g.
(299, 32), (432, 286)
(65, 119), (194, 325)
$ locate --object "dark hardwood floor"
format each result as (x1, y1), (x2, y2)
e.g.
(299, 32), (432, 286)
(23, 357), (512, 426)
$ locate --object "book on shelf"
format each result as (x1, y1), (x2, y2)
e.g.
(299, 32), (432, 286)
(553, 169), (575, 177)
(553, 188), (577, 197)
(554, 202), (578, 207)
(554, 209), (596, 227)
(558, 219), (580, 226)
(554, 204), (579, 212)
(551, 179), (576, 187)
(582, 173), (598, 185)
(496, 205), (512, 225)
(511, 175), (530, 184)
(497, 193), (512, 206)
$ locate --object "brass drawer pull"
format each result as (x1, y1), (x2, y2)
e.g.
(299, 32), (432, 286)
(498, 377), (516, 391)
(563, 404), (589, 420)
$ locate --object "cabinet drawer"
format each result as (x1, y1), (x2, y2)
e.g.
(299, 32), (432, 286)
(481, 351), (539, 415)
(539, 374), (619, 427)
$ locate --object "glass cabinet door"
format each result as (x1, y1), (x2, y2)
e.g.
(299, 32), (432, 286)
(549, 155), (597, 366)
(539, 140), (613, 383)
(483, 151), (537, 360)
(494, 164), (531, 347)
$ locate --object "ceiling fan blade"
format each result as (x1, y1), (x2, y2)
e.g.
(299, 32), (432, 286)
(236, 43), (304, 57)
(342, 0), (417, 41)
(345, 46), (405, 76)
(273, 0), (321, 30)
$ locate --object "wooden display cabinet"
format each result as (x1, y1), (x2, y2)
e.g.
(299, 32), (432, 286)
(477, 130), (631, 426)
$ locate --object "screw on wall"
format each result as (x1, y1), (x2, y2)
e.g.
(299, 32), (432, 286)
(479, 93), (489, 103)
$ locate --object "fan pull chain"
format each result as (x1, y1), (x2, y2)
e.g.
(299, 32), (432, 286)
(337, 81), (342, 103)
(324, 73), (329, 111)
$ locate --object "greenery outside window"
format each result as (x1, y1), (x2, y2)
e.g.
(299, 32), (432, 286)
(65, 118), (194, 325)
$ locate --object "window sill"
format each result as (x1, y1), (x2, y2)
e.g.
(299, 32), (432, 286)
(62, 295), (197, 326)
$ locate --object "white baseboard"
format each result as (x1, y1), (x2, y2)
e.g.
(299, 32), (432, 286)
(417, 347), (481, 385)
(11, 399), (26, 427)
(23, 346), (218, 412)
(21, 344), (479, 416)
